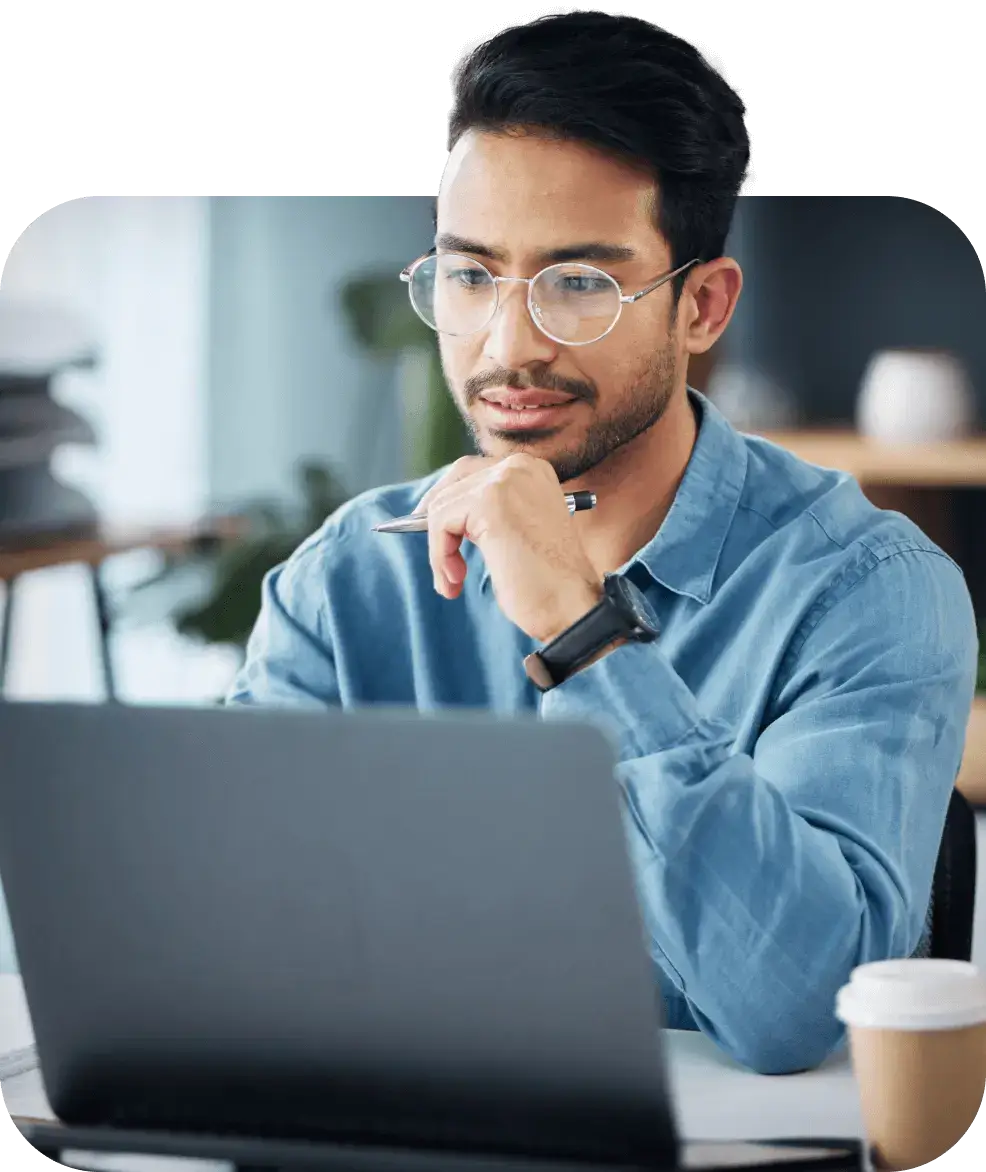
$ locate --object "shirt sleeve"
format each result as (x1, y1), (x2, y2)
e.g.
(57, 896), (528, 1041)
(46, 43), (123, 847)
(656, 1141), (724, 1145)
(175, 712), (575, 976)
(225, 537), (341, 708)
(539, 546), (979, 1074)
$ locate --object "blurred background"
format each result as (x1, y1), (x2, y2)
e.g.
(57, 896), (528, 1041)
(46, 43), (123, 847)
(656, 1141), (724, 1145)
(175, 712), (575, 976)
(1, 195), (985, 972)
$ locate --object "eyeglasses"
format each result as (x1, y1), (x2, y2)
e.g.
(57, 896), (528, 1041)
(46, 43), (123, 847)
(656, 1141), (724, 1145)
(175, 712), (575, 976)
(399, 252), (700, 347)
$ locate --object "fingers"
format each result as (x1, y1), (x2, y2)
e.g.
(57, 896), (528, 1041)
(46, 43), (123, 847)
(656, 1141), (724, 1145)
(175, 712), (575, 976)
(421, 454), (562, 600)
(420, 458), (494, 598)
(427, 493), (471, 598)
(415, 455), (495, 515)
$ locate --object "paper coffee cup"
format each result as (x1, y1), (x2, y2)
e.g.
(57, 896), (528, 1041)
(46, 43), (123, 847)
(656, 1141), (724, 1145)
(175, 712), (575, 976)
(836, 959), (986, 1170)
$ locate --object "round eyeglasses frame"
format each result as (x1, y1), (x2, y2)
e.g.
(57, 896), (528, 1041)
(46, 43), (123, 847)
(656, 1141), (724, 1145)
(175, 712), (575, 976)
(399, 252), (701, 347)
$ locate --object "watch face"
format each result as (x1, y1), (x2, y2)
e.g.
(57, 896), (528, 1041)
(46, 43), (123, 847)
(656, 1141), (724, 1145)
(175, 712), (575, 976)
(606, 574), (659, 638)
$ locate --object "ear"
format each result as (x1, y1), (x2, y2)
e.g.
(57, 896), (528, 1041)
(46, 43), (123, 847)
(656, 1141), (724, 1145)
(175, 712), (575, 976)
(680, 258), (743, 356)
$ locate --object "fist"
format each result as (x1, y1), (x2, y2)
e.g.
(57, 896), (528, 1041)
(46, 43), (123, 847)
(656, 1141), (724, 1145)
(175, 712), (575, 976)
(416, 454), (603, 643)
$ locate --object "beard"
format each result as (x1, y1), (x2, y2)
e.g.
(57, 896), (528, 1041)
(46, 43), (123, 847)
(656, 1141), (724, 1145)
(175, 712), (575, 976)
(449, 338), (678, 484)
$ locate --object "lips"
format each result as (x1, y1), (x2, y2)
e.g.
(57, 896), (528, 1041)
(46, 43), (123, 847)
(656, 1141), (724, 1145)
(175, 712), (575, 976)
(479, 388), (578, 410)
(478, 389), (578, 432)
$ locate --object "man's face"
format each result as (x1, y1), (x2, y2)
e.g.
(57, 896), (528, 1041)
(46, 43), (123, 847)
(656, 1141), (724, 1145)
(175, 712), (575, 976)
(435, 130), (687, 483)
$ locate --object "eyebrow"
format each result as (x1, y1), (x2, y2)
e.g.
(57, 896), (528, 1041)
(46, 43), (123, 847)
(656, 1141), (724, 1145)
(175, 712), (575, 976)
(434, 233), (637, 265)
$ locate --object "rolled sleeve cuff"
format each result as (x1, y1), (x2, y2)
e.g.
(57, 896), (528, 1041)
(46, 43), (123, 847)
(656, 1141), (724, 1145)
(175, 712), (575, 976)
(538, 639), (727, 763)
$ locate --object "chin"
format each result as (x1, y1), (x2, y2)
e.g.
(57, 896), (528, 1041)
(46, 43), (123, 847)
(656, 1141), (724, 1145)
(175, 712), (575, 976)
(487, 430), (563, 450)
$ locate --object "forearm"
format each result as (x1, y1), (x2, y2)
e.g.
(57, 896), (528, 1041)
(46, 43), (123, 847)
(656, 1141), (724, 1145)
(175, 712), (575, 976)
(619, 742), (890, 1073)
(226, 559), (341, 708)
(539, 638), (958, 1074)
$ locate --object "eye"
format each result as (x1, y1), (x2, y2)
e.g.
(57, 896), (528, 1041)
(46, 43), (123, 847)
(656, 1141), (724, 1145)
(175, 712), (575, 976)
(557, 274), (612, 294)
(444, 266), (491, 289)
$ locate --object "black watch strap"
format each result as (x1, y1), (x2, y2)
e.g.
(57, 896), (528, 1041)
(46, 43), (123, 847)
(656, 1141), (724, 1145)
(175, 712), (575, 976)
(541, 595), (628, 670)
(538, 593), (628, 684)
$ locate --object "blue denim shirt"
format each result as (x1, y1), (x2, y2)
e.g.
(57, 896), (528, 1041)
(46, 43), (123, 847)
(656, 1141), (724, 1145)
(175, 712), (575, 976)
(228, 389), (978, 1074)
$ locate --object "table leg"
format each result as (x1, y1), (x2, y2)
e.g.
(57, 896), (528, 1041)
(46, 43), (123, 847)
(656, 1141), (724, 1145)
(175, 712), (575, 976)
(0, 575), (17, 695)
(87, 563), (118, 702)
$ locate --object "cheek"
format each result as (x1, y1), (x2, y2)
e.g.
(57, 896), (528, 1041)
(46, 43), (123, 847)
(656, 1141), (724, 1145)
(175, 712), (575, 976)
(603, 311), (679, 375)
(437, 339), (467, 390)
(575, 339), (632, 397)
(577, 323), (677, 405)
(439, 338), (486, 397)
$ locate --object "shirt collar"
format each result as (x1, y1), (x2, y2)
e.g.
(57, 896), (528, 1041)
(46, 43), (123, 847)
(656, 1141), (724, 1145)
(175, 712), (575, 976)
(475, 387), (747, 606)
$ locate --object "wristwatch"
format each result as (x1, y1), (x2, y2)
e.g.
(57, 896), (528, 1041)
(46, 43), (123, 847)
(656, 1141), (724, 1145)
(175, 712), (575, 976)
(523, 572), (660, 692)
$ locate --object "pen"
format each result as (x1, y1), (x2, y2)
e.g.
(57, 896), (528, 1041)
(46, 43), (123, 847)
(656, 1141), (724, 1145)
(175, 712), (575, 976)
(372, 490), (597, 533)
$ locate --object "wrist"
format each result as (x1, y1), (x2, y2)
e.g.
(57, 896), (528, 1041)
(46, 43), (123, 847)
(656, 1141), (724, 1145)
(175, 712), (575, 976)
(523, 572), (660, 693)
(538, 578), (605, 645)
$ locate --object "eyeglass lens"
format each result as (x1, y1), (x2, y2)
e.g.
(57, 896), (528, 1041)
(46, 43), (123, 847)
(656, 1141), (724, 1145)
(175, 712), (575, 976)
(408, 253), (623, 344)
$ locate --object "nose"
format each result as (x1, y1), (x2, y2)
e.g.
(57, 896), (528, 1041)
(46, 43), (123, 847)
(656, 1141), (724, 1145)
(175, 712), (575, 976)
(483, 279), (558, 370)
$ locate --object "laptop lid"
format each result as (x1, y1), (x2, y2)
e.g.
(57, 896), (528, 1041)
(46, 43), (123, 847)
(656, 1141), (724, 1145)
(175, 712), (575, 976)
(0, 701), (678, 1166)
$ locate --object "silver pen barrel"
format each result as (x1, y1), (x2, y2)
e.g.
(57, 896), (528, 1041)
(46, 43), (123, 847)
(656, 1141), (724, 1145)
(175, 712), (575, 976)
(372, 490), (596, 534)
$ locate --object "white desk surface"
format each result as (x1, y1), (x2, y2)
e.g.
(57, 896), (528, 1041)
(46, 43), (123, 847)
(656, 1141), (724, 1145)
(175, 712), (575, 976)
(0, 814), (982, 1170)
(0, 974), (863, 1147)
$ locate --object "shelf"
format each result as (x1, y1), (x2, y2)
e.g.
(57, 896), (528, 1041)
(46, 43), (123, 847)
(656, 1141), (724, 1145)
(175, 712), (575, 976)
(754, 430), (986, 488)
(0, 516), (247, 581)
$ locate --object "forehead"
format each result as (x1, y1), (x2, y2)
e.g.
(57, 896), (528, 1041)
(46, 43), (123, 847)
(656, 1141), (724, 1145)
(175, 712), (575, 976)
(437, 130), (665, 260)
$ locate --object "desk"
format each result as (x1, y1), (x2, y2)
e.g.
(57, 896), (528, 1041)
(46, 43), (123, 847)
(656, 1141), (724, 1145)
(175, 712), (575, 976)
(0, 518), (244, 700)
(3, 979), (980, 1172)
(3, 821), (983, 1167)
(0, 975), (864, 1150)
(5, 808), (986, 1166)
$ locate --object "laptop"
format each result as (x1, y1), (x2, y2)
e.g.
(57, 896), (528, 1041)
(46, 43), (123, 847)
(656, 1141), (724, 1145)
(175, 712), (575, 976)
(0, 701), (861, 1170)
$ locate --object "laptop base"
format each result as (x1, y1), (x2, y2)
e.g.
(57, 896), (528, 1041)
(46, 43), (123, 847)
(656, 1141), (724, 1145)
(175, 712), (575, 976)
(15, 1118), (865, 1171)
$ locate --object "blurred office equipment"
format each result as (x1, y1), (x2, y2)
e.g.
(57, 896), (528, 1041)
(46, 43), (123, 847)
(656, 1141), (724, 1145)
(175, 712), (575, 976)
(0, 295), (246, 700)
(0, 297), (100, 543)
(719, 198), (985, 428)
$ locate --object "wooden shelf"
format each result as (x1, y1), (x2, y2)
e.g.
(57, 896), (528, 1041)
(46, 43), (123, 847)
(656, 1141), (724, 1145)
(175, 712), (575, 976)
(0, 516), (247, 582)
(754, 430), (986, 488)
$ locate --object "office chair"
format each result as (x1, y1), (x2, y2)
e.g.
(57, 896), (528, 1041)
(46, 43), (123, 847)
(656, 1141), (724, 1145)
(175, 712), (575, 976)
(929, 787), (978, 961)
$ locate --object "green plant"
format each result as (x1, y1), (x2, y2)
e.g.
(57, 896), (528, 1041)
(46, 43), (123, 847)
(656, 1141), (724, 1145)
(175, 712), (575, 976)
(978, 635), (986, 694)
(126, 461), (351, 651)
(339, 271), (471, 475)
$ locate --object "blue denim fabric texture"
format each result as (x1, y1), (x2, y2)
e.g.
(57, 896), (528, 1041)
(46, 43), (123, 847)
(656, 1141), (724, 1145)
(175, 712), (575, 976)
(228, 389), (978, 1073)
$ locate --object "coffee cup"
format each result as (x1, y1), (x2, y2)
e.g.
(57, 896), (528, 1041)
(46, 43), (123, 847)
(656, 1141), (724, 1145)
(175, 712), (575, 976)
(836, 959), (986, 1170)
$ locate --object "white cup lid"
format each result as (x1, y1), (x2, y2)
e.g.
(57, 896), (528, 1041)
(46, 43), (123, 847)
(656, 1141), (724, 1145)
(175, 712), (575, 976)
(836, 959), (986, 1031)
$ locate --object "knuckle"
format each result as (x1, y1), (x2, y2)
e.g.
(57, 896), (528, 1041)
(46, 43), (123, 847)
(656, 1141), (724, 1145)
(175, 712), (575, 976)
(481, 480), (512, 518)
(486, 467), (513, 494)
(426, 485), (453, 514)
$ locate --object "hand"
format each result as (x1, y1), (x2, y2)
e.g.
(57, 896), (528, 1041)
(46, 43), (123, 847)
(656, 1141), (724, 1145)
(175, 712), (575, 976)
(416, 454), (604, 643)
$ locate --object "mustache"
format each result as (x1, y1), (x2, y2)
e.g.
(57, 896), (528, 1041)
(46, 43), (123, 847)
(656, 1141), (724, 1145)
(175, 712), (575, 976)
(464, 367), (597, 407)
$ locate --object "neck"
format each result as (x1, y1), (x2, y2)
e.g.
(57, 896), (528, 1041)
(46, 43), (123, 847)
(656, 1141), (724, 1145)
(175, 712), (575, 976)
(567, 386), (699, 577)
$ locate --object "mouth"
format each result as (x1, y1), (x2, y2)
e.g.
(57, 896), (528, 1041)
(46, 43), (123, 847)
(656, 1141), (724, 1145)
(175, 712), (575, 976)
(477, 388), (580, 432)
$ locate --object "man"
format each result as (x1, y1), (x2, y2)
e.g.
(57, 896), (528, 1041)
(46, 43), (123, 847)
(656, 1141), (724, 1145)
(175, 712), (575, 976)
(227, 11), (978, 1074)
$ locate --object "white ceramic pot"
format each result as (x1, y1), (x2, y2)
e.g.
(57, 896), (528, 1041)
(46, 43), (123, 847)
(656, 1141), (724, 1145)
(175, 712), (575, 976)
(856, 348), (975, 442)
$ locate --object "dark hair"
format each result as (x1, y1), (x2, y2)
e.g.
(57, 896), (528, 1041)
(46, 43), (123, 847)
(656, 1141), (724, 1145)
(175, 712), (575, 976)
(447, 11), (749, 301)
